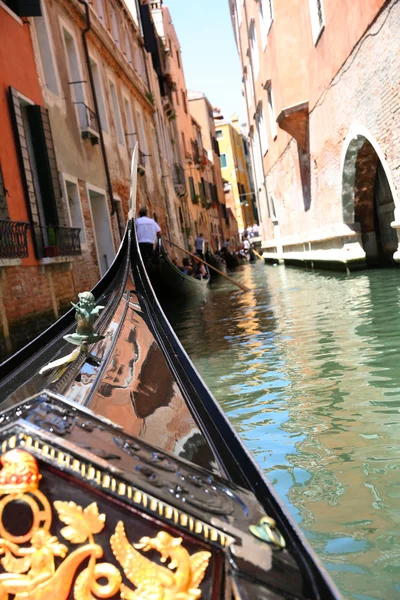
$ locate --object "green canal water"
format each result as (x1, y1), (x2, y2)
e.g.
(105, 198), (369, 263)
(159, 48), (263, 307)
(165, 263), (400, 600)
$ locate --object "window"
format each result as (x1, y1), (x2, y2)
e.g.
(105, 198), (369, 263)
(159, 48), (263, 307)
(96, 0), (104, 21)
(249, 21), (259, 79)
(113, 197), (125, 236)
(87, 185), (115, 275)
(127, 0), (139, 26)
(62, 176), (86, 244)
(110, 5), (120, 48)
(234, 0), (241, 26)
(124, 30), (133, 65)
(34, 7), (59, 95)
(175, 89), (180, 106)
(123, 96), (136, 151)
(257, 108), (268, 156)
(136, 108), (148, 156)
(62, 27), (86, 128)
(109, 81), (124, 146)
(181, 91), (188, 114)
(2, 0), (41, 17)
(9, 88), (70, 257)
(267, 86), (277, 139)
(176, 49), (181, 69)
(181, 131), (186, 154)
(259, 0), (273, 50)
(90, 58), (108, 132)
(189, 176), (196, 202)
(220, 154), (228, 169)
(216, 130), (223, 140)
(309, 0), (325, 44)
(151, 127), (161, 175)
(135, 46), (146, 82)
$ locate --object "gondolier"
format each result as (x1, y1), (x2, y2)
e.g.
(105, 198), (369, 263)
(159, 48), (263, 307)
(135, 207), (161, 267)
(195, 233), (205, 259)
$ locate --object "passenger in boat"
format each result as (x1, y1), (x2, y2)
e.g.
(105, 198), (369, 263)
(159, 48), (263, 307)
(195, 233), (205, 259)
(135, 207), (161, 267)
(193, 258), (208, 280)
(179, 257), (193, 276)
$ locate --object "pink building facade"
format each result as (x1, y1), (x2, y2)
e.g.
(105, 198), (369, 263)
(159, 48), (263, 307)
(230, 0), (400, 269)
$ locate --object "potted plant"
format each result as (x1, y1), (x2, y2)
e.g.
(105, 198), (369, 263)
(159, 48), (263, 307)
(44, 225), (58, 257)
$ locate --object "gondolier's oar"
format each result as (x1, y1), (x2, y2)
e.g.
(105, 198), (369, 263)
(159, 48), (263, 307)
(162, 238), (250, 293)
(253, 249), (264, 260)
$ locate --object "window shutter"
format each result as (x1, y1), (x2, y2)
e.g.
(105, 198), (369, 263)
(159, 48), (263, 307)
(0, 165), (9, 220)
(8, 87), (42, 257)
(26, 106), (67, 228)
(6, 0), (42, 17)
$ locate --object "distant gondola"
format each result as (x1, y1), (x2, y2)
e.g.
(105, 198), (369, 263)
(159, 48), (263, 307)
(220, 247), (238, 270)
(148, 238), (209, 299)
(0, 148), (340, 600)
(205, 248), (227, 283)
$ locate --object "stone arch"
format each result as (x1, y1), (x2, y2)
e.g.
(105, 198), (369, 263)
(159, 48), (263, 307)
(341, 125), (399, 263)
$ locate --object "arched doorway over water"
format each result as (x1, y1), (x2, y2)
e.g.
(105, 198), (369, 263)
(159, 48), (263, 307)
(342, 129), (398, 265)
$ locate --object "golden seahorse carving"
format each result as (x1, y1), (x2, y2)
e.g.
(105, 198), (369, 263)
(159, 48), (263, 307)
(110, 521), (211, 599)
(0, 449), (121, 600)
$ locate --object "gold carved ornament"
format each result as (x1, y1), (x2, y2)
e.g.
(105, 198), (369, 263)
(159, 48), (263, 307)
(0, 449), (211, 600)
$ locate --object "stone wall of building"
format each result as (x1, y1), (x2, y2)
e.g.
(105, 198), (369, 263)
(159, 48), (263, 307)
(262, 1), (400, 265)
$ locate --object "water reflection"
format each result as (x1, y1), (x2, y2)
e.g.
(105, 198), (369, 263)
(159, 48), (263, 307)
(166, 263), (400, 600)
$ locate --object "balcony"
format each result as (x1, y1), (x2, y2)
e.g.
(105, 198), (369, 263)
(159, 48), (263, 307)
(172, 164), (186, 197)
(191, 141), (200, 165)
(38, 226), (81, 258)
(76, 103), (100, 145)
(0, 220), (29, 260)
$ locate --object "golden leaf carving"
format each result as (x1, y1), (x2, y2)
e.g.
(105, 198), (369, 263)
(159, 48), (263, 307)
(111, 522), (211, 599)
(54, 501), (106, 544)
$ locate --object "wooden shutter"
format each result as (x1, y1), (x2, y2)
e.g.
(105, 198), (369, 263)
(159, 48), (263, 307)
(9, 87), (43, 257)
(5, 0), (42, 17)
(9, 88), (67, 258)
(27, 105), (67, 227)
(0, 165), (9, 220)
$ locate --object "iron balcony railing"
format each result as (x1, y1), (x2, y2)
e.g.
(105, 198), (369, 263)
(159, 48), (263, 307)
(0, 220), (29, 259)
(75, 102), (99, 134)
(39, 226), (81, 258)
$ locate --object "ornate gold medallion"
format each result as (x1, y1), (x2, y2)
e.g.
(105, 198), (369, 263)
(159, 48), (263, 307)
(0, 449), (211, 599)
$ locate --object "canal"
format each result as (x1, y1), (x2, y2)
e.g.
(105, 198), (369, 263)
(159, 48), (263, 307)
(165, 262), (400, 600)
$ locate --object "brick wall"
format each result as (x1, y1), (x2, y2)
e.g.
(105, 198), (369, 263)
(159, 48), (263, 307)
(265, 1), (400, 245)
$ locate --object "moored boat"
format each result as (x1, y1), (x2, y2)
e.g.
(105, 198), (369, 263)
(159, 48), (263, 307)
(148, 239), (209, 299)
(205, 249), (227, 283)
(0, 149), (340, 600)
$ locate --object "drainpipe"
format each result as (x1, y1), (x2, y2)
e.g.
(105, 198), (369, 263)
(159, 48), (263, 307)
(77, 0), (117, 217)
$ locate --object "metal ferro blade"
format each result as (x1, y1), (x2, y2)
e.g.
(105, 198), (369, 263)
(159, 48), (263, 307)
(128, 142), (139, 222)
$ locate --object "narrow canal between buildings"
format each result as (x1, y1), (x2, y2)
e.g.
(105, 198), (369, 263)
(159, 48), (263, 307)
(164, 262), (400, 600)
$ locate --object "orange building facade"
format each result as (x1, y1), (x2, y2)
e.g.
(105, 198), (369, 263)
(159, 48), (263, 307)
(230, 0), (400, 269)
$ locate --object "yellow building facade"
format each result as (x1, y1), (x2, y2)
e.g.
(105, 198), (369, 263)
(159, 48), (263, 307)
(215, 118), (255, 231)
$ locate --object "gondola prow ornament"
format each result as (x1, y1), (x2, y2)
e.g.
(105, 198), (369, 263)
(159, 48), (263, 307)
(39, 291), (104, 376)
(64, 291), (104, 346)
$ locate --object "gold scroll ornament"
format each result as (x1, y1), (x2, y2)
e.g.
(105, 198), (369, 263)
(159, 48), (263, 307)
(0, 449), (211, 599)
